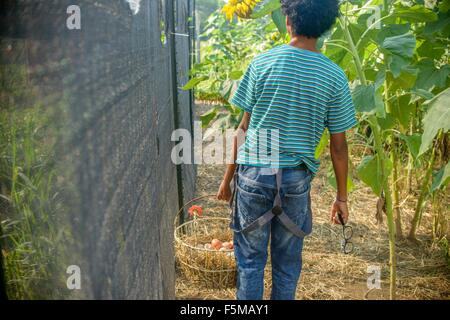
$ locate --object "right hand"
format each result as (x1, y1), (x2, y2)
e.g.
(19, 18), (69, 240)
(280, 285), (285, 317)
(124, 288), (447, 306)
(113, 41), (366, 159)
(330, 199), (349, 225)
(217, 180), (232, 202)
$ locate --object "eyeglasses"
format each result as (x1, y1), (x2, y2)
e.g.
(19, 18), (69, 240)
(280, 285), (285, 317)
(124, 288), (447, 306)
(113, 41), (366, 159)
(337, 212), (353, 254)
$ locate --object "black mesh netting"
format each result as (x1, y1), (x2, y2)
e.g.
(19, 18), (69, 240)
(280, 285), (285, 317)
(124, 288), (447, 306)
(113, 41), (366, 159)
(0, 0), (195, 299)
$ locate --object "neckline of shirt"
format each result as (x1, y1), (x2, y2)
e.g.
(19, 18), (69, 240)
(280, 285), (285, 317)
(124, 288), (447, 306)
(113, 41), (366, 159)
(282, 44), (323, 56)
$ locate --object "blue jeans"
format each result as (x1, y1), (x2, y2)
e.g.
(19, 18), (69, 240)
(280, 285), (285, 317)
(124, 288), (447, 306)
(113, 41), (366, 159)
(230, 165), (313, 300)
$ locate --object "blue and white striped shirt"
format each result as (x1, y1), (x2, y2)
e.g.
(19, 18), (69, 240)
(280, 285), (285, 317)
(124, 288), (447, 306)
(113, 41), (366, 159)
(231, 44), (357, 174)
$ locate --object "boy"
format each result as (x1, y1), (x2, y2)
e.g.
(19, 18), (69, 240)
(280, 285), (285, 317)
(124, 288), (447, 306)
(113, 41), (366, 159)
(217, 0), (357, 300)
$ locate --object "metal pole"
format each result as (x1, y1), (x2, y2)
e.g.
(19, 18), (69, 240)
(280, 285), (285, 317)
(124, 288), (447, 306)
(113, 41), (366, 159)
(167, 0), (185, 223)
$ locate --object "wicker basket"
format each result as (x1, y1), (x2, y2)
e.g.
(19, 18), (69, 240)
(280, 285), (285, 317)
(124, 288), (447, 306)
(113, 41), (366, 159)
(174, 195), (237, 289)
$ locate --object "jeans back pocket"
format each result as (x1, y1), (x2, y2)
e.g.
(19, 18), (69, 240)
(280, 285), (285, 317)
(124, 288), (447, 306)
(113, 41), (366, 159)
(231, 175), (274, 233)
(281, 172), (313, 235)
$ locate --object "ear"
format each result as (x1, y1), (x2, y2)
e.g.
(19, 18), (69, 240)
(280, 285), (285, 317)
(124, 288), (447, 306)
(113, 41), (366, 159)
(286, 15), (292, 34)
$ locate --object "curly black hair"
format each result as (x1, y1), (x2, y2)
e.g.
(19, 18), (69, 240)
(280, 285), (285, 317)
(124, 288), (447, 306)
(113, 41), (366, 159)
(280, 0), (340, 38)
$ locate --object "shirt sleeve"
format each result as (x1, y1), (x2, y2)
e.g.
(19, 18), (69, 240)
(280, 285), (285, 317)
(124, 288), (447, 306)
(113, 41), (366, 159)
(230, 61), (257, 113)
(326, 76), (358, 134)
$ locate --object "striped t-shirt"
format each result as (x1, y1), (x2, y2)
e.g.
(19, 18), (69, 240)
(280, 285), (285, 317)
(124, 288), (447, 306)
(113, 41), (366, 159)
(231, 44), (357, 174)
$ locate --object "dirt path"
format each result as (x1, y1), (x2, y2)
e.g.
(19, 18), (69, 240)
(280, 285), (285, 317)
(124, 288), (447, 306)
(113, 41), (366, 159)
(175, 104), (450, 300)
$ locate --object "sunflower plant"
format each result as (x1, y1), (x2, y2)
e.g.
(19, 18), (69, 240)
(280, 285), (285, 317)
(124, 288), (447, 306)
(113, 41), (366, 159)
(222, 0), (262, 20)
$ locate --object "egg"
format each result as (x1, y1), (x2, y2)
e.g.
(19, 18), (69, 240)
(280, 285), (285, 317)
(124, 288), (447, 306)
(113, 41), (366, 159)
(204, 244), (212, 250)
(222, 241), (233, 250)
(211, 239), (222, 250)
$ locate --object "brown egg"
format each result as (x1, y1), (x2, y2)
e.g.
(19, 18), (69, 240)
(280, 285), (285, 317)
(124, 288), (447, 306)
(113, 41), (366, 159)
(211, 239), (222, 250)
(222, 242), (233, 250)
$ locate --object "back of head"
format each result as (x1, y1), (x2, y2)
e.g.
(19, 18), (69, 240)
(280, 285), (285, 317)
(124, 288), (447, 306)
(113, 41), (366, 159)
(281, 0), (340, 38)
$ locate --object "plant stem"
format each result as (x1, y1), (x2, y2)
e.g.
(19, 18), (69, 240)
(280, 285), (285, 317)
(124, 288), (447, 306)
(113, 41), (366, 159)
(406, 121), (414, 193)
(408, 130), (441, 240)
(372, 121), (397, 299)
(408, 152), (434, 240)
(390, 137), (403, 240)
(339, 17), (366, 84)
(385, 88), (402, 240)
(340, 14), (397, 299)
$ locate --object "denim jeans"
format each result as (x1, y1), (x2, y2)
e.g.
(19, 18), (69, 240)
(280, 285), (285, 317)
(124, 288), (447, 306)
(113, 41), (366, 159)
(230, 165), (313, 300)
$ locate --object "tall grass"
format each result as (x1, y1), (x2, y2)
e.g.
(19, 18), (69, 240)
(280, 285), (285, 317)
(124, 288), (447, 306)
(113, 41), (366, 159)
(0, 94), (71, 299)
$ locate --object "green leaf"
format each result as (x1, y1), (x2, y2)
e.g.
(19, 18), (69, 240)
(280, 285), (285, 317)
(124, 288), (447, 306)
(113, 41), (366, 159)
(250, 0), (281, 19)
(353, 84), (376, 114)
(314, 129), (329, 159)
(229, 70), (243, 80)
(389, 65), (418, 89)
(417, 40), (445, 60)
(376, 24), (411, 44)
(381, 32), (416, 59)
(431, 161), (450, 192)
(409, 89), (435, 104)
(378, 112), (396, 130)
(390, 5), (438, 23)
(388, 55), (411, 78)
(357, 155), (382, 196)
(200, 107), (219, 128)
(414, 59), (450, 91)
(325, 44), (348, 66)
(271, 8), (287, 35)
(399, 133), (422, 160)
(391, 94), (415, 128)
(419, 88), (450, 156)
(352, 84), (385, 117)
(182, 76), (208, 90)
(422, 15), (450, 35)
(397, 68), (418, 88)
(374, 69), (386, 89)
